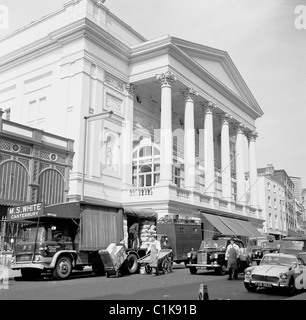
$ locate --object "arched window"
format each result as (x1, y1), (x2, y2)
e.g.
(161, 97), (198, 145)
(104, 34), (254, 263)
(0, 161), (29, 202)
(132, 143), (160, 187)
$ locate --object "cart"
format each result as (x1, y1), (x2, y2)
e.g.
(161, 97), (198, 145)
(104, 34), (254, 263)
(137, 249), (173, 274)
(99, 244), (127, 278)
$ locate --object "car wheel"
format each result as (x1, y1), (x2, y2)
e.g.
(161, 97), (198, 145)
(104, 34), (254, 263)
(189, 267), (197, 275)
(244, 282), (257, 292)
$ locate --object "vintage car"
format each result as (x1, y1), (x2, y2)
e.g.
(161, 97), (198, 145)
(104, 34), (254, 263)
(250, 240), (281, 265)
(186, 237), (251, 275)
(244, 252), (306, 295)
(246, 236), (280, 265)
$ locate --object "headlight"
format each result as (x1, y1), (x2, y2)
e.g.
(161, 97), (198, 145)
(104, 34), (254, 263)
(34, 255), (41, 261)
(213, 253), (218, 259)
(279, 273), (287, 279)
(245, 269), (252, 275)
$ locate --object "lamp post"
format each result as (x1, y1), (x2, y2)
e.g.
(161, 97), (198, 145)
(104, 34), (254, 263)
(81, 110), (113, 202)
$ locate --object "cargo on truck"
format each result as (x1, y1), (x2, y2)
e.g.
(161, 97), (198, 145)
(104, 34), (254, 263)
(7, 201), (157, 280)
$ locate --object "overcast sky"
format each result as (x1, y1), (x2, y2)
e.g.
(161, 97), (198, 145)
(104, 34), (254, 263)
(1, 0), (306, 187)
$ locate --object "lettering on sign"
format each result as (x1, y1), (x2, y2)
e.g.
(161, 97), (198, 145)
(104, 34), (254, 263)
(7, 203), (45, 221)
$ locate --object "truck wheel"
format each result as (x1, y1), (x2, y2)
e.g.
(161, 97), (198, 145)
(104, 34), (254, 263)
(189, 267), (197, 274)
(53, 256), (72, 280)
(21, 268), (41, 280)
(126, 253), (138, 274)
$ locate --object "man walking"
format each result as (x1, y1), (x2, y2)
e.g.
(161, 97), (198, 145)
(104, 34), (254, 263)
(225, 237), (240, 280)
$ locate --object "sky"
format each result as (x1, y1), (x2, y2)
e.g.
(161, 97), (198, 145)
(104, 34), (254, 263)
(1, 0), (306, 187)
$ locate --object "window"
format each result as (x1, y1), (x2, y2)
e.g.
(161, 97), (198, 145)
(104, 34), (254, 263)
(267, 182), (270, 190)
(132, 144), (160, 188)
(274, 198), (277, 209)
(268, 196), (271, 207)
(4, 108), (10, 120)
(173, 161), (184, 188)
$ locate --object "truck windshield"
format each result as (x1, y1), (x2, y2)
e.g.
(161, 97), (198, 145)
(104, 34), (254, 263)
(17, 226), (45, 243)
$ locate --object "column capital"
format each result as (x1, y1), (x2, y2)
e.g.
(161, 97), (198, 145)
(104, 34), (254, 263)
(125, 82), (137, 98)
(201, 101), (216, 113)
(180, 87), (198, 101)
(156, 71), (177, 87)
(247, 130), (258, 142)
(219, 112), (233, 124)
(234, 122), (247, 134)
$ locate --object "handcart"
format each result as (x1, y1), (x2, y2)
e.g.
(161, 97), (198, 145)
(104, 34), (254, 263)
(137, 249), (173, 275)
(99, 244), (127, 278)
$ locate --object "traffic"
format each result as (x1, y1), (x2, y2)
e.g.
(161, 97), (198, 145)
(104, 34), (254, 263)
(3, 201), (306, 299)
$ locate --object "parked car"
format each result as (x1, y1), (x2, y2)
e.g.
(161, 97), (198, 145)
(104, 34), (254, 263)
(186, 237), (251, 275)
(244, 252), (306, 295)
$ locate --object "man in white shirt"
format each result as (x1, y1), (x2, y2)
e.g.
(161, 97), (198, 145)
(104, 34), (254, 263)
(225, 237), (240, 280)
(146, 235), (161, 276)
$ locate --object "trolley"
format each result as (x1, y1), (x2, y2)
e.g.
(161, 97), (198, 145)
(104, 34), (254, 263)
(137, 248), (173, 274)
(99, 244), (127, 277)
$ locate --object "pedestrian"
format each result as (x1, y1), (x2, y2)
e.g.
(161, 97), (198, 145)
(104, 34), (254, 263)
(128, 222), (139, 249)
(146, 234), (161, 276)
(225, 236), (240, 280)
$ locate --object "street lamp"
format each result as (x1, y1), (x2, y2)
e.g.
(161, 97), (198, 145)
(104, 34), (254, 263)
(81, 110), (113, 201)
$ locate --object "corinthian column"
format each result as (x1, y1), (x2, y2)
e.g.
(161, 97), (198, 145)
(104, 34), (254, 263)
(122, 82), (137, 188)
(248, 131), (259, 207)
(156, 71), (176, 185)
(220, 113), (232, 201)
(203, 102), (216, 196)
(235, 123), (246, 204)
(181, 87), (198, 190)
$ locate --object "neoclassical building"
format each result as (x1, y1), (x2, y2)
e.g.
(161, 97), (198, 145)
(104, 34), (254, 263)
(0, 0), (264, 237)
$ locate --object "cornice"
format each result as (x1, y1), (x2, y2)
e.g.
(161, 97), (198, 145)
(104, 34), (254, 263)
(0, 17), (132, 75)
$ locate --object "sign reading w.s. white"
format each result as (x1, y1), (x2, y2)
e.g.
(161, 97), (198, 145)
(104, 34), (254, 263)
(7, 203), (45, 221)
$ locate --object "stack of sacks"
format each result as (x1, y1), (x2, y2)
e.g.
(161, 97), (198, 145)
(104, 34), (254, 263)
(123, 218), (129, 247)
(139, 220), (155, 249)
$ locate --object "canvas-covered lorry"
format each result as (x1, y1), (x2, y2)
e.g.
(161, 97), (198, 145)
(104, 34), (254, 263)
(8, 201), (155, 280)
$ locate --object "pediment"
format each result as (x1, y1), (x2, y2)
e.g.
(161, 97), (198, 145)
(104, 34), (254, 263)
(172, 38), (263, 116)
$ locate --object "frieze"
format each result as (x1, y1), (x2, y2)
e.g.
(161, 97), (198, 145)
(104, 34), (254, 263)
(105, 72), (124, 92)
(0, 140), (10, 150)
(105, 93), (123, 115)
(134, 110), (158, 134)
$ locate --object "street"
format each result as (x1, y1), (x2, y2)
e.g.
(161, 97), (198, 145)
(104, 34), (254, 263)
(1, 263), (305, 301)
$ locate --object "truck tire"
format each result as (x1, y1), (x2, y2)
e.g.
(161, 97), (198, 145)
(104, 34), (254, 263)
(21, 268), (41, 280)
(53, 256), (72, 280)
(126, 253), (138, 274)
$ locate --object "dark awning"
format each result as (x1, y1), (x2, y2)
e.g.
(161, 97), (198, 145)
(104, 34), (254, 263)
(218, 216), (251, 237)
(123, 207), (157, 220)
(236, 219), (262, 237)
(202, 212), (262, 237)
(202, 213), (236, 236)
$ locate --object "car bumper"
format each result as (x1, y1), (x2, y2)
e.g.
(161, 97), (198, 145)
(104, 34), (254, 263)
(186, 263), (221, 269)
(244, 279), (288, 288)
(10, 263), (47, 270)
